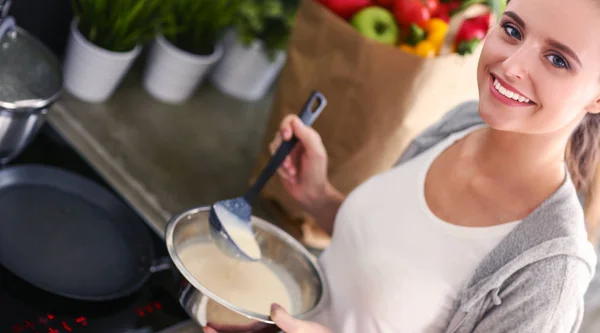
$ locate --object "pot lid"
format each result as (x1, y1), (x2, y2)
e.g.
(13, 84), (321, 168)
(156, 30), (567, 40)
(0, 18), (62, 110)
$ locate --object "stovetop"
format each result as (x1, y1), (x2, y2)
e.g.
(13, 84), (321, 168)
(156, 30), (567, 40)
(0, 124), (190, 332)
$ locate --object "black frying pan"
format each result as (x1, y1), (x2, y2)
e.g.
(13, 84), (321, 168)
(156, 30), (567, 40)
(0, 164), (155, 301)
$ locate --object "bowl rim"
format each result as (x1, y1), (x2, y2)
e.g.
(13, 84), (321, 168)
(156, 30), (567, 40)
(164, 205), (329, 324)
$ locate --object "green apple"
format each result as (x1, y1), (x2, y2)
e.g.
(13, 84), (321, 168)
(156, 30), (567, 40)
(351, 6), (399, 45)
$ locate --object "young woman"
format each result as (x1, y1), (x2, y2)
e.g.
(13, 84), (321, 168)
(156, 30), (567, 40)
(207, 0), (600, 332)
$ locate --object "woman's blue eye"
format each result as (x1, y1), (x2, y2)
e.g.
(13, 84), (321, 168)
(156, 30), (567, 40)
(547, 54), (569, 69)
(502, 23), (522, 40)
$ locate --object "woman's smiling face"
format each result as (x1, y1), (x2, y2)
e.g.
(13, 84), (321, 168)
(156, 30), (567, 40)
(477, 0), (600, 134)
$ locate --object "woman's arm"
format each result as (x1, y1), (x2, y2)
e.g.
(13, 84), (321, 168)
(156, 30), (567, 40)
(305, 183), (345, 236)
(469, 257), (589, 333)
(270, 116), (344, 236)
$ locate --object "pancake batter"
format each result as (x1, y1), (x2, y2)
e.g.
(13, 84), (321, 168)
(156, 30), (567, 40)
(178, 241), (294, 316)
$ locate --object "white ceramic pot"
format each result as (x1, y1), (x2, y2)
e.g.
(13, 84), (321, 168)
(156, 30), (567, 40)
(143, 36), (223, 104)
(210, 32), (286, 102)
(62, 19), (141, 103)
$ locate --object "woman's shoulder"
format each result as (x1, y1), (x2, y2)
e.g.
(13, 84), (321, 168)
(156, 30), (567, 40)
(458, 191), (596, 332)
(396, 100), (483, 166)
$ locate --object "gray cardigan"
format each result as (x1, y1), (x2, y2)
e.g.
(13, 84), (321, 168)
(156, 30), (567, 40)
(396, 101), (598, 333)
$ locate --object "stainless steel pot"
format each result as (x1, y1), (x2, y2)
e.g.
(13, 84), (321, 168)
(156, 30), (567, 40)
(0, 107), (49, 164)
(0, 1), (62, 164)
(165, 206), (329, 332)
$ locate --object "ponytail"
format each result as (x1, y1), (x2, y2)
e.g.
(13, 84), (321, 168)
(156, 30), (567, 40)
(566, 114), (600, 192)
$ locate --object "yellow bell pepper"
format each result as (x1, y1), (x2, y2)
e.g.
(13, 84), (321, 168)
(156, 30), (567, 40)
(400, 44), (415, 54)
(414, 40), (436, 58)
(400, 18), (448, 58)
(425, 18), (449, 55)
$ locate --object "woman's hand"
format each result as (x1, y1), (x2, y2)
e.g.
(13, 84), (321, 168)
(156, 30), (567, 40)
(270, 115), (345, 235)
(202, 303), (332, 333)
(268, 303), (332, 333)
(269, 115), (331, 209)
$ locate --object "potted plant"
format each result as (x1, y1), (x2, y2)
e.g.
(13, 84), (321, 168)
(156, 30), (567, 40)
(63, 0), (164, 103)
(142, 0), (240, 104)
(210, 0), (301, 102)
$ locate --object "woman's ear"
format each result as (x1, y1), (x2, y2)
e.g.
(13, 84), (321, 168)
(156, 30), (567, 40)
(586, 96), (600, 115)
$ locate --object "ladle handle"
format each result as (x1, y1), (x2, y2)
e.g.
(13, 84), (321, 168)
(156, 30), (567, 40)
(244, 91), (327, 204)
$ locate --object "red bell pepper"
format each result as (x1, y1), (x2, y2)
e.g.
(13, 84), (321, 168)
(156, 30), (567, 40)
(317, 0), (372, 20)
(393, 0), (441, 28)
(435, 0), (461, 23)
(455, 13), (491, 55)
(374, 0), (395, 8)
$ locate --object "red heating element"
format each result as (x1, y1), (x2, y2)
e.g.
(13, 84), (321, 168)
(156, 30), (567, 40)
(62, 322), (73, 332)
(10, 301), (163, 332)
(11, 315), (86, 333)
(136, 301), (163, 317)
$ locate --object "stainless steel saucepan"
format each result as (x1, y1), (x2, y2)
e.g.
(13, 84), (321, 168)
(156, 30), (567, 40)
(165, 206), (329, 332)
(0, 0), (62, 164)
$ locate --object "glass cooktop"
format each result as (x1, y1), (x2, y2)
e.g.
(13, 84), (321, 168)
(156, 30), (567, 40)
(0, 124), (190, 333)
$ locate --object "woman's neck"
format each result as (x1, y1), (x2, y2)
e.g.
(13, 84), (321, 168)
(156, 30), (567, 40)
(469, 127), (569, 185)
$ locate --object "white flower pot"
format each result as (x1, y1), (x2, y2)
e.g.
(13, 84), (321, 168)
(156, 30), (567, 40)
(142, 35), (223, 104)
(62, 19), (141, 103)
(210, 32), (286, 102)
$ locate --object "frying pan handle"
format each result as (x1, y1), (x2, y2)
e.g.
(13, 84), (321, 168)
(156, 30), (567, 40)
(150, 257), (172, 273)
(0, 15), (14, 40)
(0, 0), (11, 22)
(244, 91), (327, 204)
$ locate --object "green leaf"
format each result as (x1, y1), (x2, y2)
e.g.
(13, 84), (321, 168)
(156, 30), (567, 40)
(160, 0), (243, 55)
(232, 0), (300, 61)
(459, 0), (507, 21)
(71, 0), (81, 17)
(69, 0), (300, 57)
(488, 0), (507, 19)
(70, 0), (165, 52)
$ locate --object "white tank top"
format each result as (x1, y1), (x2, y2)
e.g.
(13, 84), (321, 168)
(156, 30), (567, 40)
(312, 125), (520, 333)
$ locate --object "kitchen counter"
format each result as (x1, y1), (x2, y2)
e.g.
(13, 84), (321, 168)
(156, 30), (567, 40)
(48, 68), (277, 239)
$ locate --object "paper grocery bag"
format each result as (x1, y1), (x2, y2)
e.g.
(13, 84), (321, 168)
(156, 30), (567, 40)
(251, 0), (482, 243)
